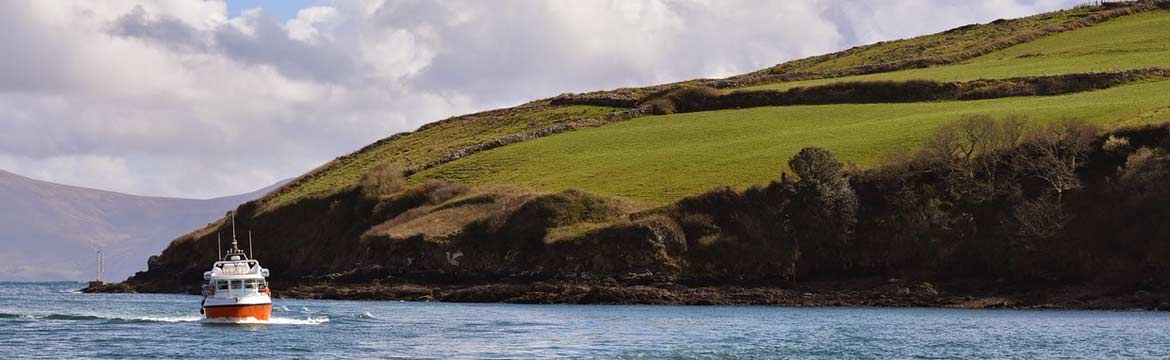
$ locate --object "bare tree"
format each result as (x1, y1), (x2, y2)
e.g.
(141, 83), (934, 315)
(975, 115), (1026, 196)
(1018, 119), (1099, 202)
(1013, 195), (1066, 241)
(1011, 119), (1098, 246)
(924, 114), (1026, 198)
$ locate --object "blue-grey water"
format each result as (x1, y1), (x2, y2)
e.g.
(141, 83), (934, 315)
(2, 282), (1169, 359)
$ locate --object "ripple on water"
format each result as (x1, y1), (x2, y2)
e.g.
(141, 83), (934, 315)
(2, 283), (1170, 359)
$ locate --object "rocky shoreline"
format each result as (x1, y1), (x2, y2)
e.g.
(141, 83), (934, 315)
(85, 278), (1170, 311)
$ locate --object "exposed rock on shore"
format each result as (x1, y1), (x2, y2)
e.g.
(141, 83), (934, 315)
(88, 278), (1170, 311)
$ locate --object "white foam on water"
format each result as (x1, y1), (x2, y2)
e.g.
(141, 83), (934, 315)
(137, 315), (203, 323)
(9, 312), (204, 323)
(301, 307), (312, 312)
(268, 316), (330, 325)
(200, 316), (329, 325)
(277, 305), (291, 312)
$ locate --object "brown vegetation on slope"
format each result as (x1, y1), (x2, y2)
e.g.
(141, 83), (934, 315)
(560, 68), (1170, 114)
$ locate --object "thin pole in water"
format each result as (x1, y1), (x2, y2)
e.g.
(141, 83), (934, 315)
(95, 250), (102, 283)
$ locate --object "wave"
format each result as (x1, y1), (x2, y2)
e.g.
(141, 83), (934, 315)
(0, 311), (326, 325)
(202, 316), (330, 325)
(43, 314), (110, 321)
(7, 312), (198, 323)
(139, 316), (204, 323)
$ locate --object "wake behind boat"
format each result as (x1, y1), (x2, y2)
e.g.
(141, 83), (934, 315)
(201, 214), (272, 321)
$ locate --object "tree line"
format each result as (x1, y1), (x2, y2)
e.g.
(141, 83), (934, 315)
(669, 117), (1170, 288)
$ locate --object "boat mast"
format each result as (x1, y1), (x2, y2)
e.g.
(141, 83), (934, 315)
(225, 211), (245, 258)
(249, 231), (254, 258)
(217, 232), (222, 260)
(231, 211), (238, 252)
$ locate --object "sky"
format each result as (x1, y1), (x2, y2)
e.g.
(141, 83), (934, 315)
(0, 0), (1082, 199)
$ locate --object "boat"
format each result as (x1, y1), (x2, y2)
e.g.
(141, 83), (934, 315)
(200, 213), (272, 321)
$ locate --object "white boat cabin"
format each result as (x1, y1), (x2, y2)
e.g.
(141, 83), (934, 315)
(203, 254), (270, 297)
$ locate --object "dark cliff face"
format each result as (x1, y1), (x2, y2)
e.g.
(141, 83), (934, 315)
(126, 184), (686, 293)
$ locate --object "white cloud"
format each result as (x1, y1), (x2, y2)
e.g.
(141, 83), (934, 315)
(286, 6), (341, 43)
(0, 0), (1081, 198)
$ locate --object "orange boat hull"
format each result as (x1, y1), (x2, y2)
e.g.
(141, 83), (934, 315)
(204, 303), (272, 320)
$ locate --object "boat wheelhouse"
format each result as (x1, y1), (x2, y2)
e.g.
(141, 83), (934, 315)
(201, 215), (272, 321)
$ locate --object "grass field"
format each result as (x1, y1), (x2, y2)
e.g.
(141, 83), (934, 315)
(738, 11), (1170, 92)
(266, 6), (1170, 210)
(754, 5), (1102, 75)
(263, 105), (615, 209)
(413, 80), (1170, 204)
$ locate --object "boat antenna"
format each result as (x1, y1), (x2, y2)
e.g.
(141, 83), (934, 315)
(249, 230), (254, 258)
(231, 211), (238, 252)
(216, 232), (222, 260)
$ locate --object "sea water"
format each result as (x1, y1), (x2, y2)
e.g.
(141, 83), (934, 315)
(1, 282), (1168, 359)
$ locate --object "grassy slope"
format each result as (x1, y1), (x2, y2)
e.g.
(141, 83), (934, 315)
(760, 6), (1098, 74)
(414, 79), (1170, 204)
(264, 5), (1167, 210)
(263, 105), (615, 209)
(738, 11), (1170, 92)
(409, 10), (1170, 204)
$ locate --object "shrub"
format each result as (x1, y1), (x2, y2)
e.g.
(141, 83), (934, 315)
(360, 163), (406, 198)
(1119, 147), (1170, 193)
(1102, 135), (1131, 153)
(644, 98), (677, 115)
(789, 147), (848, 186)
(641, 86), (722, 114)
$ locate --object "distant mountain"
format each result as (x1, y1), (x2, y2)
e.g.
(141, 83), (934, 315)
(0, 169), (284, 281)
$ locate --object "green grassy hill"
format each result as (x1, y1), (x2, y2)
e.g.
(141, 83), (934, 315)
(262, 105), (617, 209)
(410, 6), (1170, 204)
(738, 11), (1170, 92)
(263, 2), (1170, 209)
(414, 80), (1170, 203)
(126, 2), (1170, 302)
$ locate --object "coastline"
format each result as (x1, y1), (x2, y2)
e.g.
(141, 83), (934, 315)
(85, 279), (1170, 311)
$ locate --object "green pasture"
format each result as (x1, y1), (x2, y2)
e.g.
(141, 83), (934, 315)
(739, 11), (1170, 92)
(414, 80), (1170, 204)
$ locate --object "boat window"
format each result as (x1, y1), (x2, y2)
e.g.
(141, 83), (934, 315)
(258, 279), (268, 289)
(217, 281), (228, 290)
(230, 280), (243, 289)
(244, 279), (255, 289)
